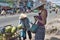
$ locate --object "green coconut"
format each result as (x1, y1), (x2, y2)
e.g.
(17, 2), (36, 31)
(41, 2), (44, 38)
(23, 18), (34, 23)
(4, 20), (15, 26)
(5, 26), (12, 33)
(11, 27), (17, 34)
(17, 24), (22, 30)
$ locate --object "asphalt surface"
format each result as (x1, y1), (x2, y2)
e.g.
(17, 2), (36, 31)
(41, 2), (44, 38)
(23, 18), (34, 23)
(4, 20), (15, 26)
(0, 9), (60, 27)
(0, 13), (38, 27)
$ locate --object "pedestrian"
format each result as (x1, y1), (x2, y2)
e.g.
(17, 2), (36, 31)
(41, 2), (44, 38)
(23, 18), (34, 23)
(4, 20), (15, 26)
(20, 2), (24, 13)
(23, 2), (27, 13)
(19, 13), (32, 40)
(55, 8), (58, 14)
(34, 3), (47, 40)
(27, 1), (32, 12)
(1, 9), (6, 16)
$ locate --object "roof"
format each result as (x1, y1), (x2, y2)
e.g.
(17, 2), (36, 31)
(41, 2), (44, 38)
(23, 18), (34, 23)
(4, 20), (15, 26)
(0, 2), (14, 8)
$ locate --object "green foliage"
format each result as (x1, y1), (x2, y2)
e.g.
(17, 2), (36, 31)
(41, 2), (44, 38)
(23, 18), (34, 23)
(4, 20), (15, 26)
(0, 0), (14, 8)
(8, 3), (14, 8)
(5, 0), (14, 3)
(0, 0), (14, 3)
(56, 5), (60, 8)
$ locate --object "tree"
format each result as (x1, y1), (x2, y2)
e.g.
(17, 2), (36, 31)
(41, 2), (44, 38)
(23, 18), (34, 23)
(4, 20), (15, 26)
(5, 0), (14, 3)
(56, 5), (60, 8)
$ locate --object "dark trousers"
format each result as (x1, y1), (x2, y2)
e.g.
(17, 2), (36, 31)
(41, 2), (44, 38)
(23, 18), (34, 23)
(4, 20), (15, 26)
(23, 31), (32, 40)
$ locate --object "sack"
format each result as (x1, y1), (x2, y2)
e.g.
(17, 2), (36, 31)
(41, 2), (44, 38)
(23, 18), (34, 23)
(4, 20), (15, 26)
(20, 29), (26, 37)
(30, 24), (38, 33)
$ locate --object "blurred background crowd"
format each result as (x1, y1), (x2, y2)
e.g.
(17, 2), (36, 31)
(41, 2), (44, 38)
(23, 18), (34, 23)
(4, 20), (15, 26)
(0, 0), (34, 15)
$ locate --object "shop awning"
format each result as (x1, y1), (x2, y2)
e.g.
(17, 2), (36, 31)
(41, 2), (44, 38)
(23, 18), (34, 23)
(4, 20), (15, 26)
(0, 2), (14, 8)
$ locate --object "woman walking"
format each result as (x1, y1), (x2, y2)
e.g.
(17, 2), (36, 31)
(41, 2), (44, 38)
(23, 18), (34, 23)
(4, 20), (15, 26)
(35, 3), (47, 40)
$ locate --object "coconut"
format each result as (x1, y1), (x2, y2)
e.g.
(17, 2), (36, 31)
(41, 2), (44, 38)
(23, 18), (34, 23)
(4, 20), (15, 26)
(17, 24), (22, 30)
(11, 27), (17, 34)
(5, 26), (12, 33)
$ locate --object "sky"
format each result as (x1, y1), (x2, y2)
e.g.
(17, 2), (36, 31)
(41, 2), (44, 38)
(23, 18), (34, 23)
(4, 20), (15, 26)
(47, 0), (60, 6)
(47, 0), (60, 3)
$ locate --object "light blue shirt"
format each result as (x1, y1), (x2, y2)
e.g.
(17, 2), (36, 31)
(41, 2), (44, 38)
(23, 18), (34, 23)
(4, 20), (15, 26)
(19, 18), (30, 31)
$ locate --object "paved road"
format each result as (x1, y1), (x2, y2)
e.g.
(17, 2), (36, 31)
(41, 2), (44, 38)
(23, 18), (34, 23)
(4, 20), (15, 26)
(0, 13), (38, 27)
(0, 10), (60, 26)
